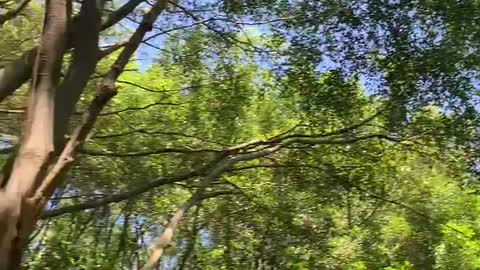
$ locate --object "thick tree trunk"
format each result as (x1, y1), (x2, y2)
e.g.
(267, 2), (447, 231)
(6, 0), (69, 195)
(1, 0), (106, 186)
(53, 0), (103, 151)
(0, 192), (21, 270)
(0, 0), (169, 268)
(0, 0), (69, 268)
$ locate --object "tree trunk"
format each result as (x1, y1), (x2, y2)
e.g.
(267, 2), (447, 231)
(53, 0), (103, 151)
(0, 191), (21, 269)
(0, 0), (144, 104)
(0, 0), (169, 268)
(0, 0), (69, 267)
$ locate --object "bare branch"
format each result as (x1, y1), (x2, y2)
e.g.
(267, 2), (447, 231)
(0, 108), (24, 114)
(98, 41), (129, 59)
(44, 130), (398, 219)
(99, 101), (183, 116)
(42, 162), (211, 219)
(79, 147), (220, 157)
(101, 0), (145, 30)
(92, 129), (228, 146)
(143, 18), (213, 43)
(117, 79), (191, 93)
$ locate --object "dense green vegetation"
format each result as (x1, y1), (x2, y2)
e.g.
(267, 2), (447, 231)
(1, 0), (480, 269)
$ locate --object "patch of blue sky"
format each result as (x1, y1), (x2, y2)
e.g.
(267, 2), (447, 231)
(107, 0), (480, 112)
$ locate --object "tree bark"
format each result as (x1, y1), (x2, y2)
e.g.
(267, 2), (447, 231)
(178, 206), (200, 270)
(0, 0), (169, 267)
(6, 0), (69, 196)
(0, 0), (146, 104)
(142, 197), (198, 270)
(0, 0), (70, 267)
(0, 49), (37, 102)
(0, 0), (104, 189)
(31, 0), (169, 210)
(0, 191), (21, 270)
(53, 0), (103, 151)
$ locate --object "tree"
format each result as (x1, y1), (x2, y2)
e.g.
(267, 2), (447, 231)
(0, 0), (479, 269)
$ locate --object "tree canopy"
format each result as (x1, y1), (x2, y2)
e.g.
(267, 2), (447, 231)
(0, 0), (479, 269)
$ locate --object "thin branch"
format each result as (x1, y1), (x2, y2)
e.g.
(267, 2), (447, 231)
(42, 169), (197, 219)
(79, 146), (220, 157)
(143, 19), (213, 43)
(225, 109), (389, 152)
(284, 133), (400, 146)
(99, 101), (183, 116)
(349, 182), (473, 239)
(0, 108), (24, 114)
(212, 16), (298, 26)
(170, 2), (268, 54)
(116, 80), (179, 93)
(272, 108), (387, 143)
(43, 131), (397, 218)
(50, 193), (109, 201)
(0, 0), (31, 25)
(98, 41), (129, 59)
(230, 162), (473, 239)
(92, 129), (228, 146)
(41, 154), (229, 219)
(101, 0), (145, 30)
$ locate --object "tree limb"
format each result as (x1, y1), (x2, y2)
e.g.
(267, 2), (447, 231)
(101, 0), (145, 30)
(99, 101), (182, 116)
(0, 0), (147, 104)
(34, 0), (171, 216)
(44, 131), (398, 219)
(42, 169), (199, 219)
(141, 156), (239, 269)
(53, 0), (104, 151)
(0, 0), (31, 25)
(1, 0), (69, 266)
(79, 147), (220, 157)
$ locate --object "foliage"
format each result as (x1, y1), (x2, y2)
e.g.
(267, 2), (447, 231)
(1, 0), (480, 269)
